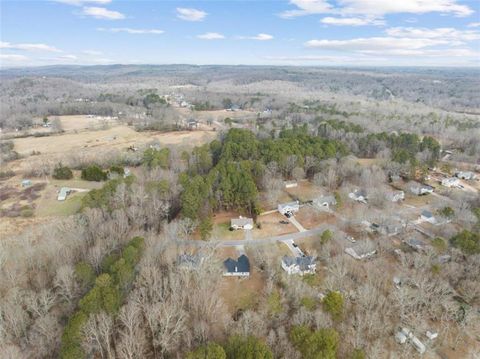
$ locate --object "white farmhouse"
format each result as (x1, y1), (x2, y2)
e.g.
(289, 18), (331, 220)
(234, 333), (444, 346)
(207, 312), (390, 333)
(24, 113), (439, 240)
(230, 217), (254, 230)
(441, 177), (460, 188)
(455, 171), (476, 180)
(278, 201), (300, 216)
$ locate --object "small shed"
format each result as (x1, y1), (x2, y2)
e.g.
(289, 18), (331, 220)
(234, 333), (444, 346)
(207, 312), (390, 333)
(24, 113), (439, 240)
(21, 179), (32, 187)
(57, 187), (71, 201)
(420, 210), (436, 224)
(284, 180), (298, 188)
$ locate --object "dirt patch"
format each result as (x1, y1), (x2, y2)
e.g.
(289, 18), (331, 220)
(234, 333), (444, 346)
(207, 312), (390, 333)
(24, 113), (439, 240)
(284, 180), (323, 202)
(295, 205), (336, 230)
(254, 212), (297, 239)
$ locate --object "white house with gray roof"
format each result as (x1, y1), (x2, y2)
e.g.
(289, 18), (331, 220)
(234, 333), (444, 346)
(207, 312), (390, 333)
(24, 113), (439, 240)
(278, 201), (300, 216)
(230, 217), (254, 230)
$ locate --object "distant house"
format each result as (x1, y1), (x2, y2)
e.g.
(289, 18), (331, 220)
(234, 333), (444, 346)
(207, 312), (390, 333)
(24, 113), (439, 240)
(441, 177), (460, 188)
(281, 255), (316, 275)
(405, 238), (428, 251)
(278, 201), (300, 216)
(345, 243), (377, 260)
(395, 328), (426, 354)
(187, 119), (198, 128)
(177, 253), (203, 270)
(410, 183), (433, 196)
(223, 255), (250, 277)
(378, 220), (406, 236)
(21, 179), (32, 187)
(455, 171), (476, 180)
(348, 189), (367, 204)
(420, 210), (436, 224)
(386, 190), (405, 202)
(57, 187), (71, 201)
(313, 195), (337, 209)
(284, 180), (298, 188)
(230, 217), (254, 230)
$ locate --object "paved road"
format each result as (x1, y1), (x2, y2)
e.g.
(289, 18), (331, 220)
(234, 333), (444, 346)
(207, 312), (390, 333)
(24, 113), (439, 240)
(217, 226), (326, 247)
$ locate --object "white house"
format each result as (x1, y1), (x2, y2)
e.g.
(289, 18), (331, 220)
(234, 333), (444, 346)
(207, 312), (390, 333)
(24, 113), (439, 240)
(395, 328), (426, 354)
(455, 171), (476, 180)
(281, 256), (316, 275)
(230, 217), (254, 230)
(348, 189), (367, 204)
(410, 183), (433, 196)
(57, 187), (71, 201)
(441, 177), (460, 188)
(313, 195), (337, 209)
(21, 179), (32, 187)
(284, 180), (298, 188)
(223, 255), (250, 277)
(278, 201), (300, 216)
(387, 190), (405, 202)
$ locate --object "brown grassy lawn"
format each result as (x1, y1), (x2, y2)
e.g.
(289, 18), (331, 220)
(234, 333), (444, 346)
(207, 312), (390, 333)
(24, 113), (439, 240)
(284, 180), (323, 202)
(219, 249), (266, 314)
(254, 212), (297, 239)
(295, 206), (335, 230)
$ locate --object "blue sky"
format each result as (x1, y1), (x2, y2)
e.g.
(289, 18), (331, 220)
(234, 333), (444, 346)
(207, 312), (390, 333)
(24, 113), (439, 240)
(1, 0), (479, 67)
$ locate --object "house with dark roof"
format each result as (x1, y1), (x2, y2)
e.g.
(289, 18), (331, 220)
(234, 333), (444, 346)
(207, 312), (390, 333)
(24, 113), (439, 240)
(281, 255), (316, 275)
(223, 254), (250, 277)
(420, 210), (436, 224)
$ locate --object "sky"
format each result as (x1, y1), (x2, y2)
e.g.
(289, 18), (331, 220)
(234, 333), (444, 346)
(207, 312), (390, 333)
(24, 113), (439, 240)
(1, 0), (479, 67)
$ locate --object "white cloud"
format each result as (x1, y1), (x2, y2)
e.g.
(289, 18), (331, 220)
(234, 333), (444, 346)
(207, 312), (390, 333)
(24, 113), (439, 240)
(281, 0), (473, 18)
(338, 0), (473, 17)
(386, 27), (480, 41)
(197, 32), (225, 40)
(305, 37), (448, 51)
(82, 49), (103, 55)
(468, 22), (480, 28)
(176, 7), (207, 22)
(55, 0), (111, 5)
(82, 6), (125, 20)
(98, 27), (164, 34)
(280, 0), (333, 18)
(320, 17), (384, 26)
(238, 33), (274, 40)
(0, 54), (29, 62)
(0, 41), (61, 52)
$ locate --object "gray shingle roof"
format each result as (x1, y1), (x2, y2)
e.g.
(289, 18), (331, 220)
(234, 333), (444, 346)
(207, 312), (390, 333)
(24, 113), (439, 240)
(224, 254), (250, 273)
